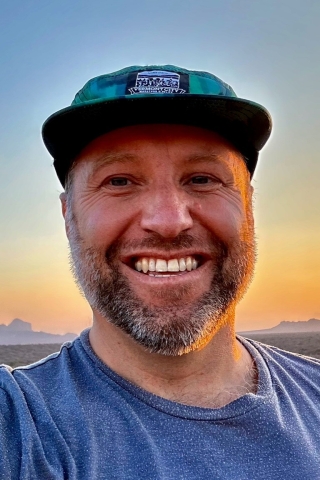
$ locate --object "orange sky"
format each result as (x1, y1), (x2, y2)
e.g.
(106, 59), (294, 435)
(1, 211), (319, 335)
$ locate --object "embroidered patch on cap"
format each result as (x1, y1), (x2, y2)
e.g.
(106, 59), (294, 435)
(126, 70), (189, 95)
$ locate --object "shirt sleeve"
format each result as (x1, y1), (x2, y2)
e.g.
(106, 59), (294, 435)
(0, 369), (22, 480)
(0, 365), (73, 480)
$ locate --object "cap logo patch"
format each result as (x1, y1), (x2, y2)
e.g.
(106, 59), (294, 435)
(126, 70), (189, 95)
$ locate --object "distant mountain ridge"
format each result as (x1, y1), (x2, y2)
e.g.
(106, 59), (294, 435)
(0, 319), (77, 345)
(240, 318), (320, 335)
(2, 318), (320, 345)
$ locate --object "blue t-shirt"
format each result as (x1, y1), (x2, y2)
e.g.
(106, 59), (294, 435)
(1, 330), (320, 479)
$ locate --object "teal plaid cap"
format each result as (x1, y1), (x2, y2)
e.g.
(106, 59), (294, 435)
(72, 65), (238, 104)
(42, 65), (272, 186)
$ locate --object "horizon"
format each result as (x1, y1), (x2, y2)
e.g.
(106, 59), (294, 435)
(2, 316), (320, 337)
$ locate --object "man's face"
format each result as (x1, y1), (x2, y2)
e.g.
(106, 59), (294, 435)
(63, 124), (255, 355)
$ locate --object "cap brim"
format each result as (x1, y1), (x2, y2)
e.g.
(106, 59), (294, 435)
(42, 95), (272, 186)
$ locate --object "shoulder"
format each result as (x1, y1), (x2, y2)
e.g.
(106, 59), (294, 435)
(240, 336), (320, 390)
(242, 336), (320, 366)
(0, 339), (81, 467)
(0, 338), (79, 397)
(0, 338), (83, 478)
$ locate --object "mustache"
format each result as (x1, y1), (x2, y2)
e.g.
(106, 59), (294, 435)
(105, 232), (228, 262)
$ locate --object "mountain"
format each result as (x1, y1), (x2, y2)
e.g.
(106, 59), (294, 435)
(240, 318), (320, 335)
(0, 319), (77, 345)
(2, 317), (320, 345)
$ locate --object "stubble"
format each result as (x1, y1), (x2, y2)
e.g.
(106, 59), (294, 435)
(66, 204), (256, 356)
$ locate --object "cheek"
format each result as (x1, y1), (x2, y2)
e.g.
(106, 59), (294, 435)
(78, 202), (137, 248)
(194, 196), (246, 242)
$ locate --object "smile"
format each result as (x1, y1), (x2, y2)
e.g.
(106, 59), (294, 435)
(133, 256), (201, 276)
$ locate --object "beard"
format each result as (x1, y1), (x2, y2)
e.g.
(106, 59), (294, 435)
(67, 207), (256, 356)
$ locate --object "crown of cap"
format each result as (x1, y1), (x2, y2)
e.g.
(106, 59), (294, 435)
(71, 65), (238, 106)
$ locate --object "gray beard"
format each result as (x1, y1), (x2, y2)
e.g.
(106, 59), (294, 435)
(67, 210), (256, 356)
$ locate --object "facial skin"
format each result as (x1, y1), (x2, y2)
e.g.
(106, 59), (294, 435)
(61, 124), (256, 357)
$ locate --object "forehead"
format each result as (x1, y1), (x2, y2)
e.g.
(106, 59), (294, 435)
(72, 124), (248, 180)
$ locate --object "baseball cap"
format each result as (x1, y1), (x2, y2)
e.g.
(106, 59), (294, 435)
(42, 65), (272, 187)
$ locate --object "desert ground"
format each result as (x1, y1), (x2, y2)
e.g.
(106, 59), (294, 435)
(0, 344), (62, 368)
(1, 332), (320, 368)
(241, 332), (320, 359)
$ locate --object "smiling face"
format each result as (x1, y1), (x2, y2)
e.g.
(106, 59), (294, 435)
(63, 124), (256, 355)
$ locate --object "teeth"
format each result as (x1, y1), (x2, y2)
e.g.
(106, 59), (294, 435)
(149, 258), (156, 271)
(134, 256), (200, 274)
(142, 258), (149, 273)
(168, 259), (179, 272)
(186, 257), (193, 271)
(156, 259), (167, 272)
(179, 258), (186, 271)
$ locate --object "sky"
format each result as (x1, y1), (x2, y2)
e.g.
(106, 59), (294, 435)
(0, 0), (319, 334)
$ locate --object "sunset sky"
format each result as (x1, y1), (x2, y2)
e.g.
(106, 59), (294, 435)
(0, 0), (319, 335)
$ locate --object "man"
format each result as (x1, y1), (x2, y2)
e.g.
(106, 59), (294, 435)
(1, 65), (320, 479)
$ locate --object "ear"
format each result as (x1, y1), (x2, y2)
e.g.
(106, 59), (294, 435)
(60, 192), (67, 219)
(59, 192), (71, 238)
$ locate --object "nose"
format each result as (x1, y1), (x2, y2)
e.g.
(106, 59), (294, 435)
(140, 184), (193, 238)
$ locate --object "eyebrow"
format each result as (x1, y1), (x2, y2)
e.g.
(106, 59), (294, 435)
(183, 153), (237, 176)
(184, 153), (227, 165)
(88, 153), (140, 177)
(187, 151), (247, 174)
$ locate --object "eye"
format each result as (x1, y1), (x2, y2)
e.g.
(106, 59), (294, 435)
(109, 177), (131, 186)
(190, 176), (211, 184)
(186, 174), (223, 191)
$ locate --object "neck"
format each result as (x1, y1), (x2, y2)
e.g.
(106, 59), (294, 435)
(89, 310), (257, 408)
